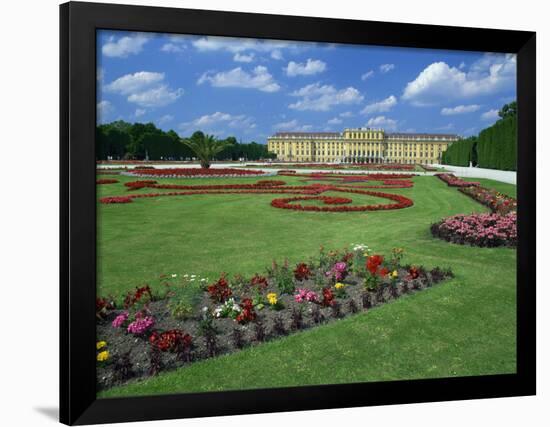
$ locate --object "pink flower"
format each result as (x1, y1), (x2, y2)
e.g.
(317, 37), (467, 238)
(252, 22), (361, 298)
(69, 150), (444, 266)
(111, 311), (129, 328)
(127, 312), (155, 335)
(294, 288), (318, 303)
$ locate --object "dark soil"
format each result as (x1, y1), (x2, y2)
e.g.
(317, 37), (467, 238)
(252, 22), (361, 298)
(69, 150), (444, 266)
(97, 267), (452, 391)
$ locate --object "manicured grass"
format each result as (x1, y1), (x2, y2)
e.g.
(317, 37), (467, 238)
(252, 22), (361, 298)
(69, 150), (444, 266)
(97, 173), (516, 397)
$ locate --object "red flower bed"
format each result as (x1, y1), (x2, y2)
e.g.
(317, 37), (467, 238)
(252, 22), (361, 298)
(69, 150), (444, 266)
(99, 196), (133, 204)
(435, 173), (479, 187)
(270, 191), (413, 212)
(419, 164), (438, 171)
(458, 186), (517, 215)
(149, 329), (192, 352)
(431, 212), (517, 247)
(97, 178), (119, 184)
(124, 180), (158, 190)
(128, 168), (264, 177)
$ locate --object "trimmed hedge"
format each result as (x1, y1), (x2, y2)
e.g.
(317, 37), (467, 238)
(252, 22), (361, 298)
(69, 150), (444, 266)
(441, 137), (477, 167)
(442, 116), (517, 171)
(477, 116), (517, 171)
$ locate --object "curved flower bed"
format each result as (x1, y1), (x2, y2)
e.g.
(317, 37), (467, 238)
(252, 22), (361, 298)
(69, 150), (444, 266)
(458, 186), (517, 215)
(97, 178), (119, 184)
(257, 163), (416, 171)
(100, 179), (414, 212)
(126, 168), (265, 178)
(100, 196), (133, 204)
(431, 212), (517, 247)
(271, 191), (412, 212)
(96, 245), (453, 390)
(435, 173), (480, 187)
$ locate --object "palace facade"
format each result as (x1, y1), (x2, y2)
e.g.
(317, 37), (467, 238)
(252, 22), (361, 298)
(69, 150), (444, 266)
(267, 128), (460, 164)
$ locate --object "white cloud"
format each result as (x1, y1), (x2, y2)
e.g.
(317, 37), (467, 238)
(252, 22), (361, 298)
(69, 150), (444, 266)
(402, 53), (516, 106)
(379, 64), (395, 73)
(289, 82), (364, 111)
(366, 115), (397, 130)
(197, 66), (280, 92)
(97, 100), (114, 123)
(134, 108), (146, 117)
(192, 36), (294, 54)
(105, 71), (165, 95)
(161, 43), (186, 53)
(127, 85), (184, 108)
(459, 61), (466, 69)
(160, 34), (188, 53)
(285, 59), (326, 77)
(158, 115), (174, 125)
(97, 68), (104, 82)
(271, 50), (283, 60)
(272, 119), (312, 132)
(360, 95), (397, 115)
(233, 53), (255, 63)
(361, 70), (374, 81)
(339, 111), (354, 118)
(105, 71), (183, 108)
(102, 33), (149, 58)
(327, 117), (343, 125)
(181, 112), (256, 133)
(481, 109), (500, 121)
(441, 104), (481, 115)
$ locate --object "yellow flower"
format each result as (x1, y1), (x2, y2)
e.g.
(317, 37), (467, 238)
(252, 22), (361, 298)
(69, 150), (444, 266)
(96, 341), (107, 350)
(267, 293), (278, 305)
(97, 350), (109, 362)
(391, 270), (399, 279)
(335, 283), (345, 290)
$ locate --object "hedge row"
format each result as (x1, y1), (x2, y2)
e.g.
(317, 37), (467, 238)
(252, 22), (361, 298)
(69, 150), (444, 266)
(477, 116), (517, 171)
(442, 116), (516, 171)
(441, 137), (476, 167)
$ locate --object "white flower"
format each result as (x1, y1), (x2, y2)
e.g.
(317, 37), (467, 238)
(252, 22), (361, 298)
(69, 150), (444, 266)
(200, 278), (206, 282)
(202, 306), (208, 312)
(184, 274), (189, 278)
(171, 274), (177, 278)
(191, 274), (196, 278)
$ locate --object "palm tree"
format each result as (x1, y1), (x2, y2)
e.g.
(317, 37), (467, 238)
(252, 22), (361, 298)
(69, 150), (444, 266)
(181, 132), (231, 169)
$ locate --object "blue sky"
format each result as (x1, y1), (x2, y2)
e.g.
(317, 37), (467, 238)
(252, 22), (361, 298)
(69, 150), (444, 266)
(97, 30), (516, 143)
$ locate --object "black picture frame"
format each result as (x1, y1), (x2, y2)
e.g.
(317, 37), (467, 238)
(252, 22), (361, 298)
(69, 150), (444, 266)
(60, 1), (536, 425)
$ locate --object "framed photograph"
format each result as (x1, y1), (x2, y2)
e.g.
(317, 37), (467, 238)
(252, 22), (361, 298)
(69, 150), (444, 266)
(60, 1), (536, 424)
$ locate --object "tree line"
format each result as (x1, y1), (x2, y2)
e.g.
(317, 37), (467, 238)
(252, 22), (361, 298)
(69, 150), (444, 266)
(96, 120), (276, 161)
(441, 101), (517, 171)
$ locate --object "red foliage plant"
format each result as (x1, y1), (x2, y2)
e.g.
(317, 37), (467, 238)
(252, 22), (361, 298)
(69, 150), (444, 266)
(320, 287), (336, 307)
(408, 266), (420, 280)
(123, 285), (153, 309)
(207, 274), (232, 303)
(236, 298), (256, 324)
(149, 329), (192, 352)
(250, 274), (268, 289)
(97, 178), (119, 184)
(294, 263), (312, 281)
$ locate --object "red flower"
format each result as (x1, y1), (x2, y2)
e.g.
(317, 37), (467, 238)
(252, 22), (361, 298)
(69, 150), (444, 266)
(99, 196), (132, 204)
(379, 267), (390, 277)
(123, 285), (153, 309)
(149, 329), (192, 352)
(320, 287), (335, 307)
(250, 274), (268, 289)
(207, 274), (232, 303)
(293, 263), (311, 281)
(236, 298), (256, 324)
(408, 266), (420, 280)
(366, 255), (384, 275)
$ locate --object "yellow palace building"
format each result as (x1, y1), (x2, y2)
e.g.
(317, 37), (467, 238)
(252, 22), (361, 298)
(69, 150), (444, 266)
(267, 128), (460, 164)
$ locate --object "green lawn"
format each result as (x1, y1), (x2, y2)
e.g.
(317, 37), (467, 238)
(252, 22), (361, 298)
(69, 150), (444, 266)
(97, 173), (517, 397)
